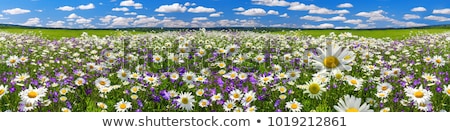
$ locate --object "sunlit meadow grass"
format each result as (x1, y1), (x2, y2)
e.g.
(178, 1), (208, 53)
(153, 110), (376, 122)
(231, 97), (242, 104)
(0, 29), (449, 112)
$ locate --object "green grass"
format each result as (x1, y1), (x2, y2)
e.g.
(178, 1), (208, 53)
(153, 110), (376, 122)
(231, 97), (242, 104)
(274, 29), (450, 39)
(0, 28), (145, 40)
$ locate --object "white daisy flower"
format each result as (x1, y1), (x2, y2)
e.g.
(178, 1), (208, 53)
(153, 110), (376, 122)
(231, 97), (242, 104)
(334, 95), (373, 112)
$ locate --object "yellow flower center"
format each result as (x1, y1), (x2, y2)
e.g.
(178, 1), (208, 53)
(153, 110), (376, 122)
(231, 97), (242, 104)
(172, 75), (177, 79)
(201, 101), (207, 106)
(447, 89), (450, 95)
(344, 55), (351, 60)
(61, 89), (67, 94)
(180, 49), (186, 53)
(308, 83), (320, 94)
(257, 57), (263, 61)
(346, 107), (359, 112)
(99, 104), (105, 109)
(132, 87), (138, 93)
(291, 103), (298, 109)
(263, 77), (269, 82)
(121, 73), (127, 77)
(197, 77), (204, 81)
(323, 56), (340, 68)
(148, 77), (154, 82)
(199, 51), (204, 55)
(28, 91), (38, 98)
(0, 89), (5, 95)
(436, 59), (441, 63)
(219, 63), (225, 67)
(181, 97), (189, 104)
(279, 87), (286, 93)
(227, 103), (233, 109)
(229, 48), (235, 52)
(215, 95), (220, 100)
(230, 73), (236, 78)
(350, 79), (357, 85)
(99, 81), (106, 86)
(246, 96), (253, 102)
(233, 93), (240, 99)
(379, 93), (385, 97)
(335, 73), (342, 79)
(414, 91), (424, 98)
(426, 58), (431, 61)
(10, 59), (16, 63)
(303, 59), (308, 63)
(187, 76), (193, 80)
(393, 71), (398, 74)
(290, 72), (296, 77)
(119, 103), (126, 109)
(382, 86), (388, 91)
(155, 57), (160, 61)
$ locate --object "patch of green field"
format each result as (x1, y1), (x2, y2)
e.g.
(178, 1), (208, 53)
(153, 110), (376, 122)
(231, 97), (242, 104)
(0, 28), (145, 40)
(275, 29), (450, 39)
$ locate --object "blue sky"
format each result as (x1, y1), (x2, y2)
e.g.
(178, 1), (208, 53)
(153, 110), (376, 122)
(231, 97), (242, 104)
(0, 0), (450, 29)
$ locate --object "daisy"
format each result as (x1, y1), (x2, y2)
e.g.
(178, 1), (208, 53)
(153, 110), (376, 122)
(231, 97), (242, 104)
(254, 54), (265, 63)
(233, 107), (243, 112)
(377, 83), (393, 93)
(238, 72), (248, 80)
(152, 54), (164, 63)
(312, 44), (354, 72)
(195, 75), (206, 83)
(130, 86), (141, 94)
(211, 93), (222, 102)
(272, 64), (282, 73)
(21, 101), (37, 112)
(59, 88), (69, 95)
(200, 68), (211, 76)
(259, 74), (274, 84)
(168, 90), (178, 98)
(223, 71), (238, 80)
(391, 68), (401, 76)
(233, 54), (247, 64)
(405, 85), (433, 103)
(279, 94), (287, 100)
(97, 102), (108, 110)
(346, 76), (363, 91)
(130, 72), (140, 79)
(286, 69), (300, 80)
(177, 92), (195, 111)
(241, 90), (256, 106)
(144, 75), (159, 84)
(195, 89), (204, 96)
(182, 72), (196, 84)
(375, 91), (389, 99)
(245, 106), (257, 112)
(422, 73), (437, 82)
(443, 85), (450, 96)
(131, 94), (138, 100)
(216, 61), (227, 69)
(285, 99), (303, 112)
(94, 77), (111, 88)
(283, 54), (292, 62)
(226, 44), (239, 55)
(223, 100), (235, 112)
(423, 56), (432, 63)
(169, 72), (179, 81)
(334, 95), (373, 112)
(415, 100), (432, 112)
(432, 55), (445, 67)
(116, 69), (130, 81)
(19, 56), (28, 63)
(86, 62), (96, 71)
(196, 48), (207, 57)
(277, 86), (288, 93)
(14, 73), (30, 82)
(61, 107), (71, 112)
(114, 99), (132, 112)
(229, 89), (243, 101)
(198, 99), (210, 108)
(0, 85), (8, 99)
(6, 55), (19, 67)
(135, 65), (145, 73)
(303, 80), (326, 99)
(380, 107), (390, 112)
(19, 85), (48, 104)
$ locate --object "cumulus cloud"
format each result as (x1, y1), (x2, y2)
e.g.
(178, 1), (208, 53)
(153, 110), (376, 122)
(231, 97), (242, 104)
(344, 19), (362, 24)
(133, 16), (160, 27)
(76, 18), (92, 24)
(233, 7), (245, 11)
(355, 10), (390, 22)
(335, 26), (350, 29)
(110, 17), (134, 27)
(192, 17), (208, 21)
(309, 8), (349, 14)
(23, 17), (41, 26)
(279, 13), (289, 18)
(288, 2), (319, 11)
(210, 12), (223, 17)
(411, 7), (426, 12)
(99, 15), (118, 23)
(302, 23), (334, 29)
(124, 12), (137, 15)
(120, 0), (143, 9)
(238, 8), (266, 16)
(184, 2), (196, 7)
(433, 8), (450, 14)
(300, 15), (346, 21)
(46, 21), (65, 28)
(187, 6), (216, 13)
(424, 15), (450, 21)
(78, 3), (95, 10)
(403, 14), (420, 20)
(56, 6), (75, 11)
(112, 7), (129, 12)
(251, 0), (290, 7)
(66, 13), (81, 21)
(267, 10), (279, 15)
(337, 3), (353, 8)
(2, 8), (31, 15)
(155, 3), (187, 13)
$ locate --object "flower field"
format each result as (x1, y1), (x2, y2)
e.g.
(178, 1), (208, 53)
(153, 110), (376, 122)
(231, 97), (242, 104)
(0, 30), (449, 112)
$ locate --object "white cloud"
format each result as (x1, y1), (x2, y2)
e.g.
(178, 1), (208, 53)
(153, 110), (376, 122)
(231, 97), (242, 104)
(46, 21), (65, 28)
(184, 2), (196, 7)
(36, 10), (43, 12)
(267, 10), (279, 15)
(100, 15), (118, 23)
(155, 3), (187, 13)
(2, 8), (31, 15)
(56, 6), (75, 11)
(355, 10), (390, 22)
(66, 13), (80, 19)
(238, 8), (266, 16)
(78, 3), (95, 10)
(157, 14), (165, 16)
(355, 24), (374, 29)
(411, 7), (426, 12)
(161, 18), (190, 27)
(433, 8), (450, 14)
(403, 14), (420, 20)
(302, 23), (334, 29)
(192, 17), (208, 21)
(233, 7), (245, 11)
(300, 15), (345, 21)
(216, 19), (262, 27)
(124, 12), (137, 15)
(210, 12), (223, 17)
(288, 2), (319, 11)
(424, 15), (450, 22)
(188, 6), (216, 13)
(279, 13), (289, 18)
(133, 16), (160, 27)
(251, 0), (290, 7)
(309, 8), (349, 14)
(76, 18), (92, 24)
(23, 17), (40, 26)
(329, 16), (346, 21)
(120, 0), (143, 9)
(391, 20), (427, 27)
(337, 3), (353, 8)
(335, 26), (350, 29)
(110, 17), (134, 27)
(344, 19), (362, 24)
(112, 7), (129, 12)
